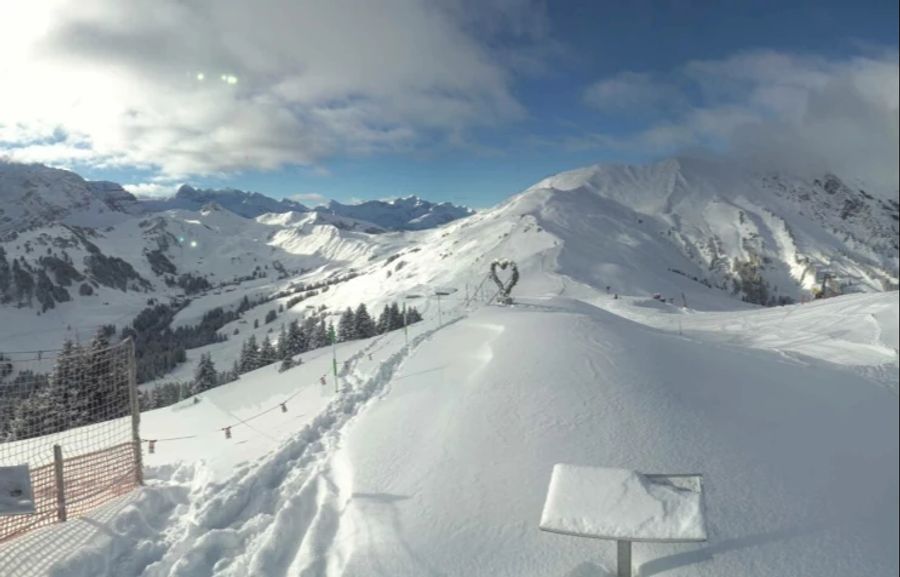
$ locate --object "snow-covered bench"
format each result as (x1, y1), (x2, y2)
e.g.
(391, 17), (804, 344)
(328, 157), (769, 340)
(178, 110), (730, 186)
(539, 464), (706, 577)
(0, 465), (35, 516)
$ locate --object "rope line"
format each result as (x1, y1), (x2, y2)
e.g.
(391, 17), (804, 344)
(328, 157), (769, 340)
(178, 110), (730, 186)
(140, 378), (314, 444)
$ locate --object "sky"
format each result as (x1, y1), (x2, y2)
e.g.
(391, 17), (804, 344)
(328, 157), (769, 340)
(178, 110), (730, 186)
(1, 1), (897, 208)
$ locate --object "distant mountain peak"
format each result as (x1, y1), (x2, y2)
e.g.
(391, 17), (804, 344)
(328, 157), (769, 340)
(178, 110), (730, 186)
(0, 162), (140, 234)
(318, 196), (474, 231)
(143, 185), (308, 219)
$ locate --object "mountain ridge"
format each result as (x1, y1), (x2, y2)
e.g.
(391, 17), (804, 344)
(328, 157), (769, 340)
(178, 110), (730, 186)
(1, 157), (897, 358)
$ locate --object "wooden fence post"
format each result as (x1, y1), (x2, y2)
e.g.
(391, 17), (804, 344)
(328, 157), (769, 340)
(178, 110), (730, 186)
(52, 444), (66, 522)
(126, 338), (144, 486)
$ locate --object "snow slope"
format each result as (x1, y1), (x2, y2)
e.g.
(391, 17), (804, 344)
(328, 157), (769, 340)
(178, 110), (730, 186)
(1, 292), (896, 577)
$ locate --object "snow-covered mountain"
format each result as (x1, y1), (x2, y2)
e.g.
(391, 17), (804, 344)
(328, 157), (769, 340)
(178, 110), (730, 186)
(139, 185), (474, 231)
(140, 185), (310, 219)
(1, 157), (897, 354)
(513, 156), (899, 303)
(0, 162), (142, 235)
(314, 196), (475, 230)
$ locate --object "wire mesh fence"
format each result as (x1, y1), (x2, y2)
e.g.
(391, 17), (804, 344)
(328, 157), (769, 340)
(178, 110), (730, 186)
(0, 338), (141, 542)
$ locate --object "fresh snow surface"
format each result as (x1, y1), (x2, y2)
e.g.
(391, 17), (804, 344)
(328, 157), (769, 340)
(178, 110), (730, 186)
(0, 466), (34, 516)
(539, 465), (706, 542)
(1, 292), (896, 577)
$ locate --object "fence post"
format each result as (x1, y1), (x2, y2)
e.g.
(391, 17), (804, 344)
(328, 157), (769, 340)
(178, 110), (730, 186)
(617, 540), (632, 577)
(126, 338), (144, 485)
(52, 444), (67, 522)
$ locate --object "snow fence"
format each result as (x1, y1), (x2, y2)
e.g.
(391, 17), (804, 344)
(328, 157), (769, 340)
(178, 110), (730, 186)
(0, 339), (142, 542)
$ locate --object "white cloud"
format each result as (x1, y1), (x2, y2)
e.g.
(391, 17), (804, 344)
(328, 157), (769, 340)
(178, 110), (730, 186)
(289, 192), (330, 206)
(583, 71), (683, 114)
(0, 0), (546, 177)
(122, 182), (181, 199)
(579, 50), (899, 191)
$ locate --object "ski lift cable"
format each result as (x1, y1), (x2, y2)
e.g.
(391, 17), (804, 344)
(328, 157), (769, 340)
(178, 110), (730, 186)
(141, 377), (311, 443)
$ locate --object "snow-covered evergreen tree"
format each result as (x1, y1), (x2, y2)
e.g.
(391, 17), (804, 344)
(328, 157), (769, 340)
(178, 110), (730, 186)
(7, 379), (61, 441)
(286, 319), (307, 356)
(338, 307), (356, 341)
(54, 339), (90, 427)
(406, 306), (423, 324)
(191, 353), (217, 395)
(86, 328), (129, 421)
(309, 319), (329, 349)
(240, 335), (260, 372)
(376, 305), (390, 334)
(354, 303), (376, 339)
(389, 302), (404, 330)
(260, 335), (278, 366)
(276, 324), (288, 358)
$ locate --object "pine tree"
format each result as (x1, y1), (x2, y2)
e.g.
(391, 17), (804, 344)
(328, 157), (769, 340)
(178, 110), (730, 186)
(376, 305), (391, 334)
(338, 307), (356, 342)
(302, 317), (320, 347)
(86, 328), (128, 422)
(8, 381), (62, 440)
(286, 319), (306, 355)
(309, 319), (329, 349)
(276, 324), (288, 358)
(354, 303), (376, 339)
(192, 353), (217, 395)
(260, 335), (277, 366)
(54, 339), (89, 427)
(279, 356), (294, 372)
(241, 335), (260, 372)
(389, 302), (403, 331)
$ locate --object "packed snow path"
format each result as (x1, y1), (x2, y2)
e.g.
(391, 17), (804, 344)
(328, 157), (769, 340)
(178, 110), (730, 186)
(1, 293), (897, 577)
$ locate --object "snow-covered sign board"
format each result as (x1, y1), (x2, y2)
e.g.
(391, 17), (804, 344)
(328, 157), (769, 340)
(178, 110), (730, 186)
(0, 465), (35, 516)
(539, 464), (706, 542)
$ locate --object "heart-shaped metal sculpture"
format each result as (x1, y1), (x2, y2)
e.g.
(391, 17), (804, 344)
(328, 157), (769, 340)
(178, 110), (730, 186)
(490, 258), (519, 304)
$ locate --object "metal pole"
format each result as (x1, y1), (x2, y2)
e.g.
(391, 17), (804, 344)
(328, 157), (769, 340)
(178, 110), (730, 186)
(52, 445), (67, 522)
(617, 540), (632, 577)
(126, 338), (143, 485)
